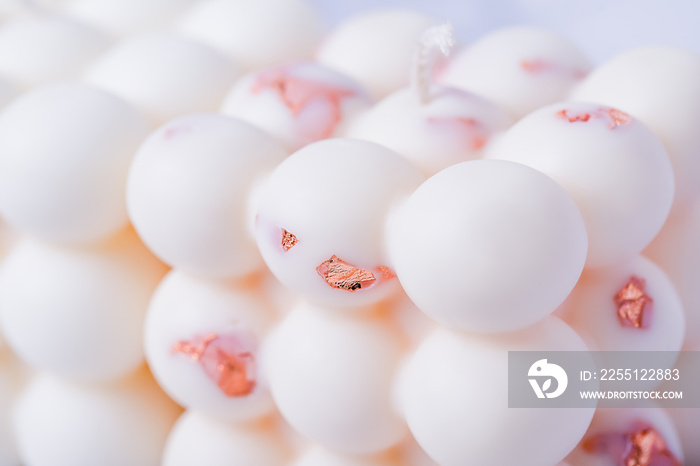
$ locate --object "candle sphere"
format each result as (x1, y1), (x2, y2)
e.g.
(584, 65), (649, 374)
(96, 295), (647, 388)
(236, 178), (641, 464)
(127, 114), (286, 279)
(387, 159), (588, 332)
(0, 82), (150, 243)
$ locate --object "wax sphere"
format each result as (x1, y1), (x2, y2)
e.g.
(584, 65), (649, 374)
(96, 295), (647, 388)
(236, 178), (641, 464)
(0, 354), (24, 466)
(221, 62), (372, 152)
(255, 139), (424, 307)
(663, 345), (700, 464)
(399, 316), (594, 466)
(645, 201), (700, 347)
(558, 255), (685, 356)
(0, 15), (109, 88)
(14, 370), (181, 466)
(145, 270), (275, 422)
(84, 33), (238, 123)
(64, 0), (193, 36)
(570, 47), (700, 204)
(565, 404), (683, 466)
(127, 114), (286, 279)
(264, 302), (406, 454)
(0, 82), (150, 243)
(441, 27), (591, 119)
(317, 9), (436, 99)
(0, 76), (16, 109)
(0, 232), (167, 381)
(176, 0), (322, 70)
(347, 86), (512, 176)
(163, 410), (290, 466)
(387, 159), (587, 332)
(490, 102), (674, 268)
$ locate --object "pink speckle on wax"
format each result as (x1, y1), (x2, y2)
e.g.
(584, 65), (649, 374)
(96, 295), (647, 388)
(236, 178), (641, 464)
(556, 107), (632, 130)
(172, 333), (257, 397)
(163, 124), (192, 140)
(251, 66), (356, 139)
(520, 58), (587, 79)
(426, 116), (489, 150)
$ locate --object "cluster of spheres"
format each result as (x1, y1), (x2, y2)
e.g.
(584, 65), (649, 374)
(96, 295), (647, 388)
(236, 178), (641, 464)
(0, 0), (698, 465)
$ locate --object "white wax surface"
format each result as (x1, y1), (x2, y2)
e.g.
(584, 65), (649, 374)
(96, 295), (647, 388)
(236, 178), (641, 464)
(0, 232), (167, 381)
(0, 82), (150, 243)
(14, 370), (181, 466)
(84, 32), (238, 123)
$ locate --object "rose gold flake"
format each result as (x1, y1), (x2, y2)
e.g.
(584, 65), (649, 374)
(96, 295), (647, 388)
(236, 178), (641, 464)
(521, 59), (587, 79)
(614, 276), (652, 329)
(172, 333), (256, 397)
(426, 116), (489, 150)
(556, 109), (591, 122)
(281, 228), (297, 251)
(377, 265), (396, 280)
(602, 107), (632, 129)
(251, 67), (356, 138)
(521, 59), (550, 73)
(583, 426), (680, 466)
(316, 255), (376, 291)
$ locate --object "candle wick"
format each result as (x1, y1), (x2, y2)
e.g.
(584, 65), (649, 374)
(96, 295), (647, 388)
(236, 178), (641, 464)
(411, 22), (455, 105)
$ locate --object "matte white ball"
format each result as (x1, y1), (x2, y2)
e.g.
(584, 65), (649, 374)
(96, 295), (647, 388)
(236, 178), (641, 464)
(558, 255), (685, 355)
(145, 270), (275, 422)
(645, 201), (700, 347)
(221, 62), (372, 152)
(255, 138), (424, 307)
(128, 114), (286, 279)
(264, 302), (406, 454)
(570, 47), (700, 204)
(399, 316), (594, 466)
(490, 102), (674, 267)
(0, 15), (109, 88)
(441, 27), (592, 119)
(0, 82), (150, 243)
(0, 232), (167, 380)
(347, 86), (512, 176)
(163, 410), (290, 466)
(316, 9), (436, 99)
(14, 370), (181, 466)
(292, 447), (397, 466)
(176, 0), (322, 71)
(387, 159), (588, 332)
(565, 404), (683, 466)
(64, 0), (193, 36)
(84, 33), (238, 123)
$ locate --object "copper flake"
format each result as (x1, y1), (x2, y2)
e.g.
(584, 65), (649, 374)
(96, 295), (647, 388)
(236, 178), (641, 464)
(582, 426), (680, 466)
(316, 255), (376, 291)
(281, 228), (298, 251)
(172, 333), (256, 397)
(556, 109), (591, 122)
(614, 276), (652, 329)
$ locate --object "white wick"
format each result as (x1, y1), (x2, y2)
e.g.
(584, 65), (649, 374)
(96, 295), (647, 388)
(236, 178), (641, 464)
(411, 22), (455, 105)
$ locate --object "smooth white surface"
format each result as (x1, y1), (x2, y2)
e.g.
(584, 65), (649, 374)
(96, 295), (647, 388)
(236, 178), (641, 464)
(558, 255), (685, 356)
(163, 410), (290, 466)
(0, 14), (109, 88)
(145, 270), (275, 422)
(644, 201), (700, 348)
(570, 47), (700, 205)
(264, 302), (406, 454)
(316, 8), (436, 99)
(565, 403), (683, 466)
(441, 26), (592, 119)
(387, 159), (588, 332)
(292, 447), (397, 466)
(399, 316), (594, 466)
(255, 138), (424, 307)
(0, 232), (167, 381)
(14, 370), (181, 466)
(0, 353), (24, 466)
(0, 82), (150, 243)
(128, 114), (286, 279)
(64, 0), (193, 36)
(490, 101), (674, 268)
(84, 32), (238, 123)
(347, 85), (512, 177)
(221, 62), (372, 152)
(176, 0), (322, 70)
